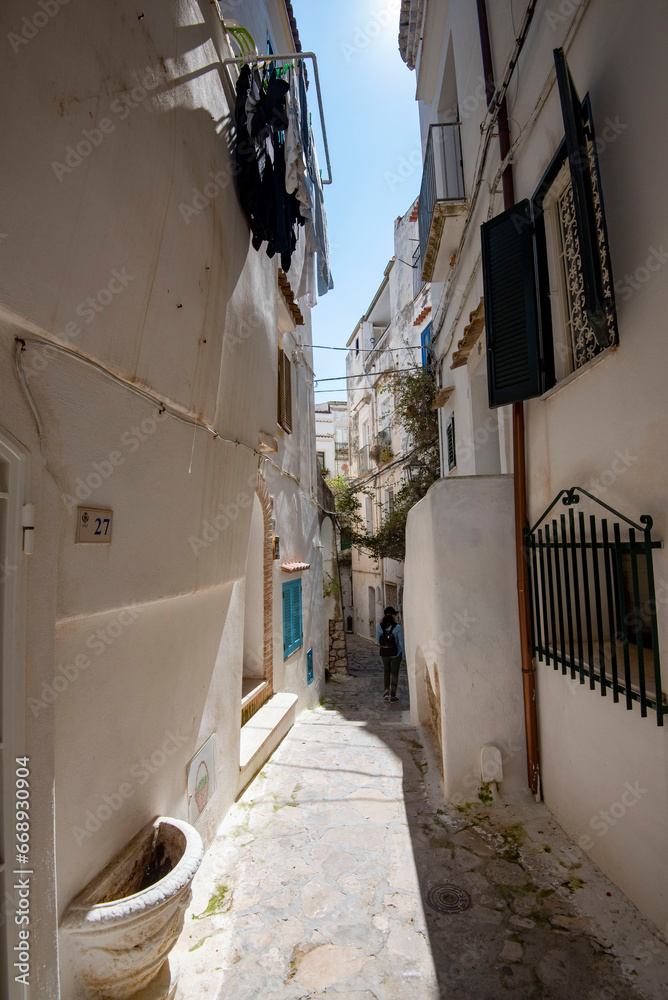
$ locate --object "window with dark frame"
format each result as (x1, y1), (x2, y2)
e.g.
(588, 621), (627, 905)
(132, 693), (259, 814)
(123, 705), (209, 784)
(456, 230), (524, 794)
(446, 412), (456, 471)
(421, 322), (433, 368)
(481, 48), (618, 409)
(278, 346), (293, 432)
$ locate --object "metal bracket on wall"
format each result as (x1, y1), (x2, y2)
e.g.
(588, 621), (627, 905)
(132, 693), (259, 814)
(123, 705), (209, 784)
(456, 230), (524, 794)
(221, 50), (332, 185)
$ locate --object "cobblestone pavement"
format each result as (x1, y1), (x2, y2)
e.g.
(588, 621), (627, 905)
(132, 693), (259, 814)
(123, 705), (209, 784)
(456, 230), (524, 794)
(173, 633), (668, 999)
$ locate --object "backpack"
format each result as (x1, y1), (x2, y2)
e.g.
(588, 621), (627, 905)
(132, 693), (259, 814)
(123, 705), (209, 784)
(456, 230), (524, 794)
(379, 622), (398, 657)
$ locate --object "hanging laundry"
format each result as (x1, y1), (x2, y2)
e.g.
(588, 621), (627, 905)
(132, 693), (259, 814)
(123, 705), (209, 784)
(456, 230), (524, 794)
(232, 59), (331, 292)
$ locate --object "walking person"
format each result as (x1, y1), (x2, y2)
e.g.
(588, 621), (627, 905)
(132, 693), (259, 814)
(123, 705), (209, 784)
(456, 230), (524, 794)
(376, 606), (405, 703)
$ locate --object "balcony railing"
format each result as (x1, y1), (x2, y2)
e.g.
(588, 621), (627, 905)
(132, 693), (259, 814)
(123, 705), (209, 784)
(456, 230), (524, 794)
(358, 444), (370, 475)
(335, 442), (349, 460)
(418, 122), (466, 281)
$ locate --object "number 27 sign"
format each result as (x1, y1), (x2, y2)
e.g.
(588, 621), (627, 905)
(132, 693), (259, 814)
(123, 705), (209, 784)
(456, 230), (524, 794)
(77, 507), (113, 543)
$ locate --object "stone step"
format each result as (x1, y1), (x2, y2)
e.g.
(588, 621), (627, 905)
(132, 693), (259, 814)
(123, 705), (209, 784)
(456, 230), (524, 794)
(237, 692), (298, 797)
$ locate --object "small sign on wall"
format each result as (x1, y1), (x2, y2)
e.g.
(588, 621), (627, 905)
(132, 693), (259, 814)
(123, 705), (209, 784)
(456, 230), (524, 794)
(187, 735), (215, 823)
(77, 507), (113, 543)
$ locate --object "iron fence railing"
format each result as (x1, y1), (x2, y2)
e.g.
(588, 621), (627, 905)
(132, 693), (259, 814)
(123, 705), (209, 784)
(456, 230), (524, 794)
(418, 122), (465, 275)
(525, 487), (665, 725)
(334, 442), (349, 460)
(412, 243), (425, 299)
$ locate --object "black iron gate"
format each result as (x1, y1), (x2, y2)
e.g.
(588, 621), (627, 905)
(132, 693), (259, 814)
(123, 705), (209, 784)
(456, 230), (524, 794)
(525, 487), (666, 725)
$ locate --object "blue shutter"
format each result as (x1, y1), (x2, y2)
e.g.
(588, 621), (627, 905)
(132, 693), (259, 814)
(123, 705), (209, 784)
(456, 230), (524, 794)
(282, 582), (292, 656)
(421, 322), (432, 367)
(283, 579), (304, 658)
(307, 648), (313, 684)
(293, 580), (302, 648)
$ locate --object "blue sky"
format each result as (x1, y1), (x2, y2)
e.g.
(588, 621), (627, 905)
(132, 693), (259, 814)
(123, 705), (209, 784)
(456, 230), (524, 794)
(289, 0), (421, 397)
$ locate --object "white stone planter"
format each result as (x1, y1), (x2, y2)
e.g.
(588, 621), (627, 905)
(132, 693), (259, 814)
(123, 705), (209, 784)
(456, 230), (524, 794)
(61, 816), (203, 1000)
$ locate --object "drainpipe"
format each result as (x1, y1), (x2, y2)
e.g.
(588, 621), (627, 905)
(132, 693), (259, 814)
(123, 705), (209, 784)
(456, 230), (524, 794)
(476, 0), (540, 796)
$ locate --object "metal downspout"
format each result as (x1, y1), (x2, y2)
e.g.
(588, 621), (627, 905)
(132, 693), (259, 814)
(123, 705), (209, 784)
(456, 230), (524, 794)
(475, 0), (540, 796)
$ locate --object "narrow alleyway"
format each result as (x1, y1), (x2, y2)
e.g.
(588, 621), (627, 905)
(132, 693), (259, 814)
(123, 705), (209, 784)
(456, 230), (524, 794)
(173, 635), (668, 1000)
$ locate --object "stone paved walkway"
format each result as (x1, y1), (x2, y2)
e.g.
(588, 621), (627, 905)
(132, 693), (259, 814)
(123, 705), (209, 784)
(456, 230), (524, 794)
(173, 633), (668, 999)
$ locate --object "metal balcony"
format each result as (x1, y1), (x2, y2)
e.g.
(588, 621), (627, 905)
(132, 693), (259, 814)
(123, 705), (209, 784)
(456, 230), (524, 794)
(358, 444), (370, 475)
(418, 123), (467, 281)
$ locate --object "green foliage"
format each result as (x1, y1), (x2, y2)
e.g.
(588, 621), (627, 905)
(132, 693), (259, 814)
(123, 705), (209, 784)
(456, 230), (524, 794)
(330, 367), (440, 562)
(322, 571), (339, 599)
(192, 881), (230, 920)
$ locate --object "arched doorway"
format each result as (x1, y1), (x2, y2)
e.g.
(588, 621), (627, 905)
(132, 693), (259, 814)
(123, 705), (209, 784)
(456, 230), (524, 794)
(241, 473), (274, 725)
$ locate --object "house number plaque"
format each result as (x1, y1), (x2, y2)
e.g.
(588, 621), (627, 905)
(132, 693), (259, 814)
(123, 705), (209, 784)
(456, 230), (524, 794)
(77, 507), (113, 543)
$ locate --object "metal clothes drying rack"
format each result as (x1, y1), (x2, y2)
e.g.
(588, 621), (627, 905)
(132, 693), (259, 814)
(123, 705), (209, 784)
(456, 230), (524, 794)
(221, 49), (332, 185)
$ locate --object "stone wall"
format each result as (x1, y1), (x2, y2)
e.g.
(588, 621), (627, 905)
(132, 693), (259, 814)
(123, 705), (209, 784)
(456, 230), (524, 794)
(328, 619), (348, 674)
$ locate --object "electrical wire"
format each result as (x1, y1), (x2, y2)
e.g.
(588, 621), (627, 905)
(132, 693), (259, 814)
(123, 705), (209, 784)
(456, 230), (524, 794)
(13, 336), (324, 505)
(312, 344), (424, 353)
(314, 365), (422, 385)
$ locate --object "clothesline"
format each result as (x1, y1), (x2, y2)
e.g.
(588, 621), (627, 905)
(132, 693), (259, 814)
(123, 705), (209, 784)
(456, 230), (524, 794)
(232, 58), (333, 306)
(222, 51), (332, 185)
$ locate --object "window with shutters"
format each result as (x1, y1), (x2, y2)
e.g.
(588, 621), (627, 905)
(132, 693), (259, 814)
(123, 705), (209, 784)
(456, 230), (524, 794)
(446, 413), (456, 471)
(482, 49), (618, 408)
(278, 346), (293, 432)
(421, 322), (433, 368)
(282, 579), (303, 658)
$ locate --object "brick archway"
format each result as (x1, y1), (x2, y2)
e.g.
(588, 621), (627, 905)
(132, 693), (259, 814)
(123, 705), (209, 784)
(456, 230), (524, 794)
(255, 471), (274, 695)
(241, 471), (274, 725)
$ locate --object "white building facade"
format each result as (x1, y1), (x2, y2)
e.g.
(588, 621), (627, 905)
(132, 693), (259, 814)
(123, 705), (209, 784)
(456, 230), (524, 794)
(400, 0), (668, 934)
(346, 199), (430, 637)
(315, 400), (349, 479)
(0, 1), (328, 995)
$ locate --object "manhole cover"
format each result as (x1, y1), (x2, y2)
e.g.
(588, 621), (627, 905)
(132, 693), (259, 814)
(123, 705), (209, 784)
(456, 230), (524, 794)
(425, 883), (472, 914)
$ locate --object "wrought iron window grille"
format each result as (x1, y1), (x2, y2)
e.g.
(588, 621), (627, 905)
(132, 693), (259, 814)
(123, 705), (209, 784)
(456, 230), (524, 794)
(525, 487), (665, 725)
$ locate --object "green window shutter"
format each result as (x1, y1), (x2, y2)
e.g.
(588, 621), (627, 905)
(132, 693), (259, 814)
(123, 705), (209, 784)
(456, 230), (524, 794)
(481, 199), (543, 408)
(282, 582), (292, 656)
(283, 579), (303, 658)
(554, 48), (609, 346)
(295, 580), (303, 645)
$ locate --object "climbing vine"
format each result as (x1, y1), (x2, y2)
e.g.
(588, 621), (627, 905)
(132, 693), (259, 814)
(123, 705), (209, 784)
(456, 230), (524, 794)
(331, 367), (440, 562)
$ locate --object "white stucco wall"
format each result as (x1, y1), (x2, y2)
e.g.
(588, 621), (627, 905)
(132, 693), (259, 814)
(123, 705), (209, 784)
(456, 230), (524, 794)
(0, 0), (325, 993)
(404, 475), (527, 800)
(408, 0), (668, 932)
